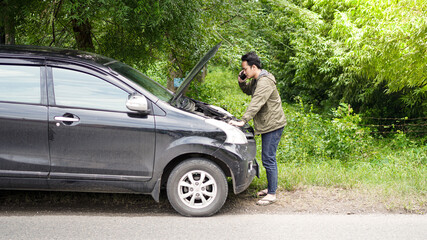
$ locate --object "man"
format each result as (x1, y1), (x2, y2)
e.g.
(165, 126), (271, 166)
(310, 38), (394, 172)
(229, 52), (287, 205)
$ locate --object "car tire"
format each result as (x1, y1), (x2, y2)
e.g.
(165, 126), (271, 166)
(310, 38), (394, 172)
(166, 158), (228, 217)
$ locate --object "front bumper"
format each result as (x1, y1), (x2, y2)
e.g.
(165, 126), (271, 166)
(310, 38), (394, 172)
(234, 158), (259, 194)
(212, 138), (258, 194)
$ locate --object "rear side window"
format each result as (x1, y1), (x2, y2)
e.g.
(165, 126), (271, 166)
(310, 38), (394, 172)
(52, 68), (129, 112)
(0, 65), (41, 104)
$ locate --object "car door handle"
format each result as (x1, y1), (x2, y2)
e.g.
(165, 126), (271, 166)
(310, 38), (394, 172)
(54, 116), (80, 122)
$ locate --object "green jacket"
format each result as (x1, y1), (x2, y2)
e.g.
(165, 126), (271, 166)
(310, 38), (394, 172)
(239, 70), (287, 135)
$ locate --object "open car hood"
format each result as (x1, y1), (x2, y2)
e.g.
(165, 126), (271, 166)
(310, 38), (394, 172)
(170, 42), (221, 104)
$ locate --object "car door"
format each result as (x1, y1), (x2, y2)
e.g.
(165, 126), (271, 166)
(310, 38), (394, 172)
(0, 60), (50, 180)
(47, 64), (155, 182)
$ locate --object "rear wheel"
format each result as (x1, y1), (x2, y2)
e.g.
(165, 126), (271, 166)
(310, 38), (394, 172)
(166, 158), (228, 217)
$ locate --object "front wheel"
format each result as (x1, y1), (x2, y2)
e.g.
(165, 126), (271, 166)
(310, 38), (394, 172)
(166, 158), (228, 217)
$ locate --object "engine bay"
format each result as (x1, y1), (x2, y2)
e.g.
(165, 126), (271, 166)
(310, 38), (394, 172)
(173, 96), (255, 138)
(174, 96), (234, 121)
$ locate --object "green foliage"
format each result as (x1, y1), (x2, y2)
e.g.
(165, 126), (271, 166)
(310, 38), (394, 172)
(241, 0), (345, 110)
(11, 0), (240, 76)
(223, 0), (427, 118)
(4, 0), (426, 119)
(192, 66), (426, 200)
(0, 0), (38, 44)
(326, 0), (427, 116)
(278, 100), (373, 162)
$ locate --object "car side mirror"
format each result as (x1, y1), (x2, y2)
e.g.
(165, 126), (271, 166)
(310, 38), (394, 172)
(126, 94), (149, 113)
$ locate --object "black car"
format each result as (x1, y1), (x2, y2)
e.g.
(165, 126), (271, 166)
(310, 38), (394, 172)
(0, 43), (258, 217)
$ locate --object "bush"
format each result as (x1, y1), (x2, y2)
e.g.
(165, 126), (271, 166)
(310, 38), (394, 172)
(278, 100), (372, 163)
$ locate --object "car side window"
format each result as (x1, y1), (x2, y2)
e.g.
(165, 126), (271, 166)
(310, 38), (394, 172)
(0, 65), (41, 104)
(52, 68), (129, 112)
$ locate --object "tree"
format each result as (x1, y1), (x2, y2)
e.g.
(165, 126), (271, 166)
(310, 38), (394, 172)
(327, 0), (427, 116)
(244, 0), (426, 118)
(0, 0), (34, 44)
(6, 0), (425, 118)
(13, 0), (239, 90)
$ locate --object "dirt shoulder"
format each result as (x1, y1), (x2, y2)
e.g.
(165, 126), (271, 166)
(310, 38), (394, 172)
(223, 186), (426, 215)
(1, 186), (425, 216)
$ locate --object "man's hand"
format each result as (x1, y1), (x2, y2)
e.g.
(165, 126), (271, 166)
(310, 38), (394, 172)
(238, 70), (247, 83)
(228, 120), (245, 127)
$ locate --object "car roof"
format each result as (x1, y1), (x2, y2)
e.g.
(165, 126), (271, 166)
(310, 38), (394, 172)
(0, 45), (116, 67)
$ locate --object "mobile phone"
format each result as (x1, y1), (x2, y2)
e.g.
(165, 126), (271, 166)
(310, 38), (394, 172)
(239, 72), (246, 80)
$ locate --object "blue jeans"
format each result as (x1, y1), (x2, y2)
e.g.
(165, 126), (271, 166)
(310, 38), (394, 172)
(261, 127), (284, 194)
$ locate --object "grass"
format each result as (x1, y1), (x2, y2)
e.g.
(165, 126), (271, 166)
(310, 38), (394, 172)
(187, 66), (426, 213)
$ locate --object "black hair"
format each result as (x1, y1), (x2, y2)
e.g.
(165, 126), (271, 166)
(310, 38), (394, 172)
(241, 51), (262, 69)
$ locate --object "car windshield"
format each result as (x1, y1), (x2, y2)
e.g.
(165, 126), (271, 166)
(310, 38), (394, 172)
(108, 61), (173, 102)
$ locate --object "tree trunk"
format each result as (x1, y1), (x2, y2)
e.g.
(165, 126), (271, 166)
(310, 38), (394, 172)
(0, 0), (5, 44)
(167, 53), (184, 92)
(1, 12), (15, 45)
(4, 14), (15, 45)
(196, 65), (207, 83)
(167, 61), (208, 92)
(0, 26), (5, 44)
(72, 18), (94, 51)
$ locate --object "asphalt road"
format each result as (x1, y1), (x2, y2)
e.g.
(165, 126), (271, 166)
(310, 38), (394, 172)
(1, 214), (426, 240)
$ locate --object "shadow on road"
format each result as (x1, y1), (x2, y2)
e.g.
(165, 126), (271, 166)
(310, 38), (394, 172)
(0, 190), (175, 216)
(0, 187), (255, 216)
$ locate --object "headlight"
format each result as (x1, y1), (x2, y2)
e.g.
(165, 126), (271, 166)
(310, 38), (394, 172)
(205, 119), (248, 144)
